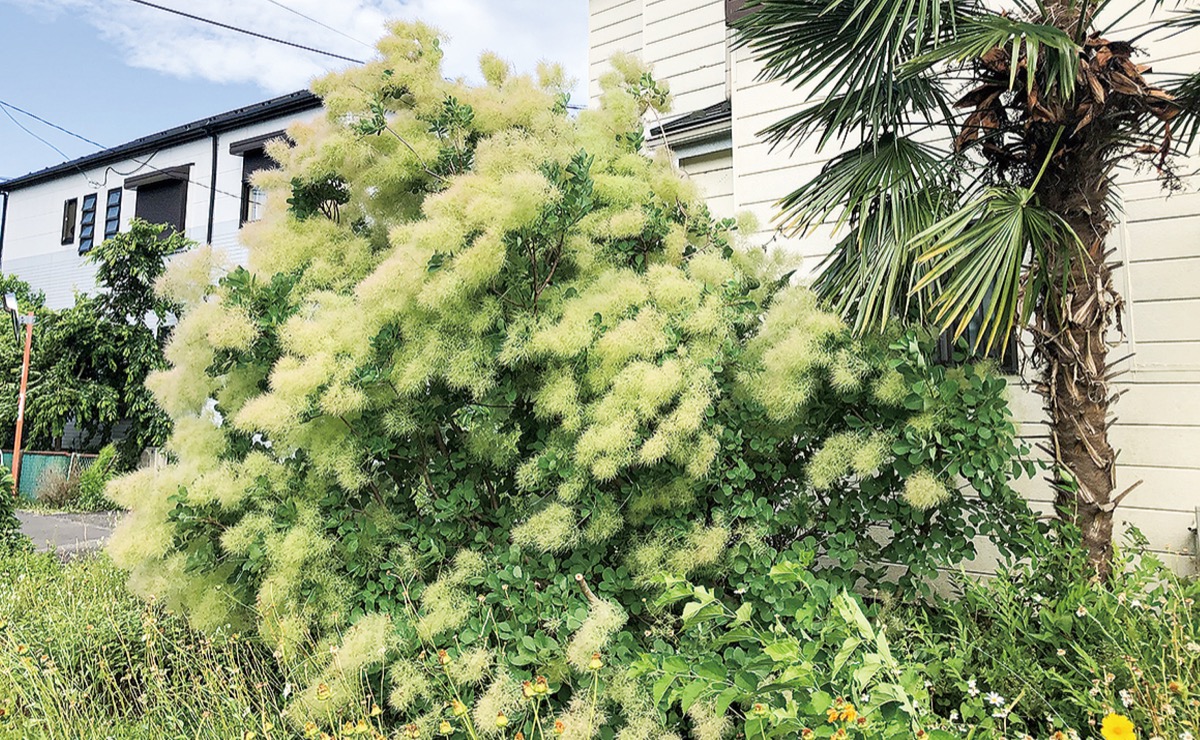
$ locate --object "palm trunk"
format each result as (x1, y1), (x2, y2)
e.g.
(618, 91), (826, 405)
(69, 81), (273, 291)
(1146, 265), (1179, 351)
(1034, 141), (1123, 580)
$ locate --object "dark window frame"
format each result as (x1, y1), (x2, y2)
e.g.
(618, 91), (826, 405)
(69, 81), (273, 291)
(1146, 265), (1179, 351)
(236, 147), (279, 227)
(79, 193), (98, 254)
(103, 187), (122, 240)
(61, 198), (78, 245)
(935, 329), (1020, 374)
(132, 178), (189, 237)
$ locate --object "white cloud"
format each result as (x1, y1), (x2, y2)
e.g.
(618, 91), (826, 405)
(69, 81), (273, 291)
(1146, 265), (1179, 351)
(4, 0), (587, 98)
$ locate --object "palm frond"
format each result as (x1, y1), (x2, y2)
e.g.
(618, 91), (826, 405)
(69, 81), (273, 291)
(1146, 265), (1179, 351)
(760, 75), (953, 150)
(813, 184), (957, 333)
(1165, 71), (1200, 150)
(910, 186), (1080, 353)
(793, 136), (958, 331)
(905, 13), (1080, 95)
(734, 0), (961, 146)
(777, 135), (948, 234)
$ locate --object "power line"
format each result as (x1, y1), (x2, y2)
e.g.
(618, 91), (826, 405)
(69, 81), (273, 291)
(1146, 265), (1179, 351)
(0, 101), (104, 187)
(0, 100), (106, 149)
(261, 0), (373, 50)
(122, 0), (366, 64)
(0, 99), (242, 200)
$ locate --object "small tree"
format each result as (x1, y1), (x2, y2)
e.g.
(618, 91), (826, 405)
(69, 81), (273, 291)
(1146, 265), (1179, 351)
(736, 0), (1199, 576)
(2, 220), (182, 464)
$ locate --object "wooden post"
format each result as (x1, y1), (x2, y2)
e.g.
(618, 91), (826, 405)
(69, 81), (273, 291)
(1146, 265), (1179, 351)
(11, 315), (33, 499)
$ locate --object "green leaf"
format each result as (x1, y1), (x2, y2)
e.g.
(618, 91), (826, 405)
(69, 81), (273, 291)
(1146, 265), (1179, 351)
(679, 679), (707, 714)
(763, 639), (802, 663)
(832, 636), (863, 675)
(652, 674), (676, 707)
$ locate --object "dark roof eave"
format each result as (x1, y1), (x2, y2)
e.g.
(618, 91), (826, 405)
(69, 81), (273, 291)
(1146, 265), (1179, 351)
(0, 90), (322, 192)
(649, 99), (732, 139)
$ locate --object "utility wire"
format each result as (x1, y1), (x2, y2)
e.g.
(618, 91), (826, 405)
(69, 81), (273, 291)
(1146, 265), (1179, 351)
(0, 99), (242, 200)
(122, 0), (367, 64)
(0, 99), (106, 149)
(0, 101), (104, 187)
(261, 0), (374, 50)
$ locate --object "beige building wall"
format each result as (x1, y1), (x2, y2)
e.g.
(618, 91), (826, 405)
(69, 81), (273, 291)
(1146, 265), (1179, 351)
(588, 0), (1200, 575)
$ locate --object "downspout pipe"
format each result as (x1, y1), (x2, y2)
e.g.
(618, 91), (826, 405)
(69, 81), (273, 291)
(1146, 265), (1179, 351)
(0, 190), (9, 272)
(206, 131), (219, 245)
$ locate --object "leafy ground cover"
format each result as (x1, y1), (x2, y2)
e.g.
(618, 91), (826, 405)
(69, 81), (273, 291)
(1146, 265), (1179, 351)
(0, 532), (1195, 739)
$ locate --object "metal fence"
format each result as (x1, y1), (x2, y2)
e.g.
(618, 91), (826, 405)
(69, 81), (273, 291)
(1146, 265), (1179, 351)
(1, 450), (99, 501)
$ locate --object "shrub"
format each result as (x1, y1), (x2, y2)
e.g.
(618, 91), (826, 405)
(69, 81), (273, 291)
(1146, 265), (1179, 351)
(77, 445), (120, 512)
(34, 467), (80, 509)
(107, 23), (1034, 735)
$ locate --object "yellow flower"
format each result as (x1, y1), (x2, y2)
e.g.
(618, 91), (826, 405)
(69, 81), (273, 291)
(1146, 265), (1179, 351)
(316, 683), (331, 702)
(438, 649), (451, 666)
(369, 703), (382, 717)
(304, 721), (318, 736)
(15, 644), (27, 655)
(751, 703), (768, 717)
(588, 652), (603, 671)
(534, 676), (550, 695)
(1101, 713), (1137, 740)
(439, 720), (453, 736)
(451, 699), (468, 716)
(1169, 680), (1184, 694)
(404, 724), (421, 739)
(355, 719), (370, 735)
(554, 720), (566, 735)
(495, 711), (509, 728)
(523, 681), (535, 699)
(243, 733), (257, 740)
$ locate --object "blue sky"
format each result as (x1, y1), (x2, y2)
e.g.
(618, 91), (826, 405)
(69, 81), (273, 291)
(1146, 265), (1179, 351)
(0, 0), (588, 180)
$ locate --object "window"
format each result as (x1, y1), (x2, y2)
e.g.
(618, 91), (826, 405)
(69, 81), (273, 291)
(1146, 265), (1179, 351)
(244, 184), (267, 223)
(229, 131), (288, 227)
(127, 165), (191, 237)
(103, 188), (122, 240)
(61, 198), (78, 245)
(133, 179), (188, 236)
(79, 193), (97, 253)
(935, 319), (1020, 374)
(238, 149), (278, 226)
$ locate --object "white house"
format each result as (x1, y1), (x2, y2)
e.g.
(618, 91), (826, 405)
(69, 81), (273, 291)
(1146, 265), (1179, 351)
(0, 90), (323, 310)
(589, 0), (1200, 574)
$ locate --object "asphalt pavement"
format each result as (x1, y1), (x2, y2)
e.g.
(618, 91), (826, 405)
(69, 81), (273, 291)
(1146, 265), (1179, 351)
(16, 510), (119, 559)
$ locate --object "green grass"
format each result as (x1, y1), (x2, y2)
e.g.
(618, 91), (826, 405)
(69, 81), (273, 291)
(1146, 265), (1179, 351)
(0, 549), (290, 739)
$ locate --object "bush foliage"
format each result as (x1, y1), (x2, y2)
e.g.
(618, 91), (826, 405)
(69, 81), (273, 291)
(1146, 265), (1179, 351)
(109, 23), (1034, 736)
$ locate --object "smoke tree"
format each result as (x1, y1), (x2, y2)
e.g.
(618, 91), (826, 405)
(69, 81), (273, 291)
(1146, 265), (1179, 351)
(109, 23), (1032, 736)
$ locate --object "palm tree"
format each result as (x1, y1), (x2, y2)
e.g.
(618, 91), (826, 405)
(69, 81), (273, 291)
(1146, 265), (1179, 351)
(735, 0), (1200, 577)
